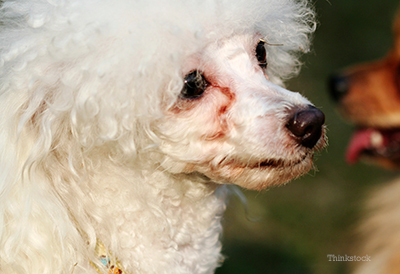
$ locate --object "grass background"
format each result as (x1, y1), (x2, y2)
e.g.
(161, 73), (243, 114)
(216, 1), (400, 273)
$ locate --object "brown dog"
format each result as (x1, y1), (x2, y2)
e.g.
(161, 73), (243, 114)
(330, 9), (400, 274)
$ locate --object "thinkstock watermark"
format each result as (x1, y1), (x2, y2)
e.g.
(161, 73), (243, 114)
(327, 254), (371, 262)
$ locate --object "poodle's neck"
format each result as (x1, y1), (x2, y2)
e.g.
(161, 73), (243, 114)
(71, 164), (227, 273)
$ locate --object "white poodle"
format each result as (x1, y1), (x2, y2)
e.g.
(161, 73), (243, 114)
(0, 0), (325, 273)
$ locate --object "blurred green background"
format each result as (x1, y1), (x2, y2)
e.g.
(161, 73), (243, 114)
(216, 1), (400, 274)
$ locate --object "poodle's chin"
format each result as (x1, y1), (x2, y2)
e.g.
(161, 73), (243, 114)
(163, 152), (314, 190)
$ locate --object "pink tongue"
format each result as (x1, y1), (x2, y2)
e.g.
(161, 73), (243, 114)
(346, 129), (374, 164)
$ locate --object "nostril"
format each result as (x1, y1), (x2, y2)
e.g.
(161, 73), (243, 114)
(329, 74), (349, 102)
(286, 105), (325, 148)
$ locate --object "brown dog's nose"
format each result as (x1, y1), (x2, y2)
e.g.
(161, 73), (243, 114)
(329, 74), (349, 102)
(286, 105), (325, 148)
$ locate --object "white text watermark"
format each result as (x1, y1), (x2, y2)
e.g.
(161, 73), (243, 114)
(327, 254), (371, 262)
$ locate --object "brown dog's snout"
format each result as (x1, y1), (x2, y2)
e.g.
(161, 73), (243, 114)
(329, 73), (350, 102)
(286, 105), (325, 148)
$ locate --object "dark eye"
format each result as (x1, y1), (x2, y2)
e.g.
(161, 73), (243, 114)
(180, 70), (209, 99)
(256, 40), (267, 69)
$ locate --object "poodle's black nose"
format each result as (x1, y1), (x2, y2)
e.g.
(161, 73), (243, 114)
(329, 74), (349, 102)
(286, 105), (325, 148)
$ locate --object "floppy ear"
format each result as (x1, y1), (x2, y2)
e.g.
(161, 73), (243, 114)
(0, 90), (87, 273)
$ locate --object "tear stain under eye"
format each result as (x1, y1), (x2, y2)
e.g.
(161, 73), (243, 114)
(168, 85), (235, 115)
(167, 85), (237, 142)
(217, 87), (236, 113)
(200, 87), (236, 141)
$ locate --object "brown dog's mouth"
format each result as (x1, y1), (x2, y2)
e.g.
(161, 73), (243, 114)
(346, 128), (400, 164)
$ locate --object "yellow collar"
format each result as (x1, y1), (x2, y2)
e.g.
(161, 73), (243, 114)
(90, 240), (129, 274)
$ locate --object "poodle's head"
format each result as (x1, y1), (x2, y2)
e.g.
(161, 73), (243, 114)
(157, 34), (326, 190)
(0, 0), (324, 190)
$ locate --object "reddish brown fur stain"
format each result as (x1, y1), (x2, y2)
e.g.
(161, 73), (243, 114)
(202, 86), (236, 141)
(168, 98), (198, 114)
(168, 85), (236, 141)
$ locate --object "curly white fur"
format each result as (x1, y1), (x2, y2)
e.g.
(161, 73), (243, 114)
(0, 0), (320, 273)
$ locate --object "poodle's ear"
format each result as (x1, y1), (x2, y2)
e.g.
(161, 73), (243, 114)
(0, 95), (87, 273)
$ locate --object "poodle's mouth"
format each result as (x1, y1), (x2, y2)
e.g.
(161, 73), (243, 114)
(206, 152), (314, 189)
(220, 153), (310, 170)
(253, 155), (309, 168)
